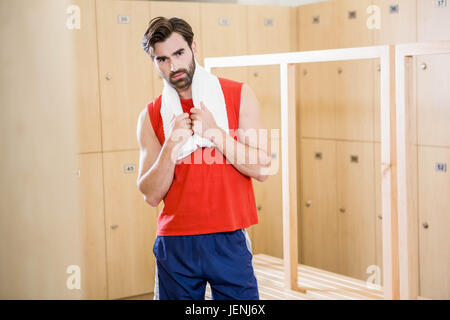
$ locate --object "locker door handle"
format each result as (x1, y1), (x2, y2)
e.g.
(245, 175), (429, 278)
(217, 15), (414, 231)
(420, 63), (427, 70)
(422, 222), (429, 229)
(111, 224), (119, 230)
(257, 205), (262, 211)
(339, 208), (346, 213)
(105, 72), (112, 80)
(305, 200), (312, 208)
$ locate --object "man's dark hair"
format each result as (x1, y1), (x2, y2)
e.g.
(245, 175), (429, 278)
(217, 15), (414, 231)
(141, 16), (194, 58)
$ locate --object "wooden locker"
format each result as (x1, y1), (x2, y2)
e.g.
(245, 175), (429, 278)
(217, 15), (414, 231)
(96, 0), (153, 152)
(335, 0), (373, 48)
(372, 0), (417, 45)
(247, 65), (283, 258)
(76, 153), (107, 299)
(200, 3), (248, 82)
(297, 0), (337, 51)
(336, 141), (377, 281)
(102, 150), (157, 299)
(298, 62), (336, 139)
(247, 5), (295, 54)
(335, 59), (375, 142)
(374, 142), (383, 284)
(418, 146), (450, 299)
(418, 0), (450, 42)
(299, 139), (339, 274)
(417, 54), (450, 147)
(149, 1), (203, 97)
(70, 0), (102, 154)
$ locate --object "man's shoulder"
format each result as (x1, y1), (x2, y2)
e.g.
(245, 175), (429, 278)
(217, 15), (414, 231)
(147, 94), (163, 112)
(218, 77), (245, 101)
(218, 77), (244, 89)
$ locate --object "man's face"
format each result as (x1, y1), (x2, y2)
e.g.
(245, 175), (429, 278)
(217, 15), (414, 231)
(153, 32), (196, 91)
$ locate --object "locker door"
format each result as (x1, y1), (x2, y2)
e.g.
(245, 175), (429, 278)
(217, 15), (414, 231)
(248, 5), (295, 54)
(299, 139), (339, 274)
(372, 0), (417, 45)
(297, 0), (336, 51)
(335, 0), (373, 48)
(149, 1), (203, 96)
(71, 0), (102, 153)
(335, 60), (375, 142)
(336, 141), (377, 281)
(201, 3), (248, 82)
(247, 65), (283, 258)
(96, 0), (152, 151)
(103, 151), (157, 299)
(418, 146), (450, 299)
(299, 62), (336, 139)
(417, 54), (450, 148)
(76, 153), (107, 299)
(418, 0), (450, 42)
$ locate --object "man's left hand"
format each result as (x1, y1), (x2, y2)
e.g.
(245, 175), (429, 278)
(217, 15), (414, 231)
(190, 101), (222, 141)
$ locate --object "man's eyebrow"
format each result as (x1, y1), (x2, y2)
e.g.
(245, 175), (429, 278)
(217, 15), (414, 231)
(155, 48), (185, 60)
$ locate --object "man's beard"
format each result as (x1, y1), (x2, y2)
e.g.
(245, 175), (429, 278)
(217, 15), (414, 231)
(167, 55), (195, 90)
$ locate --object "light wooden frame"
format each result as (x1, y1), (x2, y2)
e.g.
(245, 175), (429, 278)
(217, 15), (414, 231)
(205, 45), (398, 299)
(395, 41), (450, 300)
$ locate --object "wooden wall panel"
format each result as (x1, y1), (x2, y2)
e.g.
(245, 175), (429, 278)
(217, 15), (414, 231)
(71, 0), (102, 153)
(297, 0), (336, 51)
(298, 62), (336, 139)
(299, 139), (339, 274)
(336, 141), (377, 281)
(96, 0), (152, 151)
(335, 0), (373, 48)
(418, 146), (450, 299)
(335, 60), (375, 142)
(103, 151), (156, 299)
(417, 0), (450, 42)
(417, 54), (450, 147)
(76, 153), (107, 299)
(201, 3), (248, 82)
(373, 0), (417, 45)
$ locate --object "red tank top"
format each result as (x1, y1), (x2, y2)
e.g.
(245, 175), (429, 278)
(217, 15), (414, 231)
(147, 77), (258, 236)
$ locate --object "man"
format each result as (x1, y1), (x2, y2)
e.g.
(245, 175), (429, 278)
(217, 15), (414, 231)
(136, 16), (271, 300)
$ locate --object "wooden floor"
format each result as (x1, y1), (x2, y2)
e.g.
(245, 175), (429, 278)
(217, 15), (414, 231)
(206, 254), (384, 300)
(125, 254), (384, 300)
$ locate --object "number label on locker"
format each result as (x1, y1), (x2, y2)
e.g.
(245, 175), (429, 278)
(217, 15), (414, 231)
(264, 18), (274, 26)
(117, 15), (130, 24)
(123, 164), (136, 174)
(219, 17), (230, 26)
(434, 0), (447, 8)
(435, 162), (447, 172)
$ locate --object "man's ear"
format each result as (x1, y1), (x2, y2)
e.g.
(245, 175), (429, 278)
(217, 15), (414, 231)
(191, 41), (198, 56)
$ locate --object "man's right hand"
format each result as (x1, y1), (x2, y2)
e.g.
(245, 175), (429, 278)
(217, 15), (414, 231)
(168, 112), (193, 151)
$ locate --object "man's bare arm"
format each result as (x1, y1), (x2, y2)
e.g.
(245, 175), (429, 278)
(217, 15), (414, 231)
(211, 83), (272, 182)
(136, 108), (178, 207)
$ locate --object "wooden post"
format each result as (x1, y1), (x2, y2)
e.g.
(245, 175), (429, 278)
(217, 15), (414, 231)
(281, 63), (303, 292)
(380, 45), (400, 299)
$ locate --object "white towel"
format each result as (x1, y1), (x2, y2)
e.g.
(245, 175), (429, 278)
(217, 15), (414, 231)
(160, 59), (229, 160)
